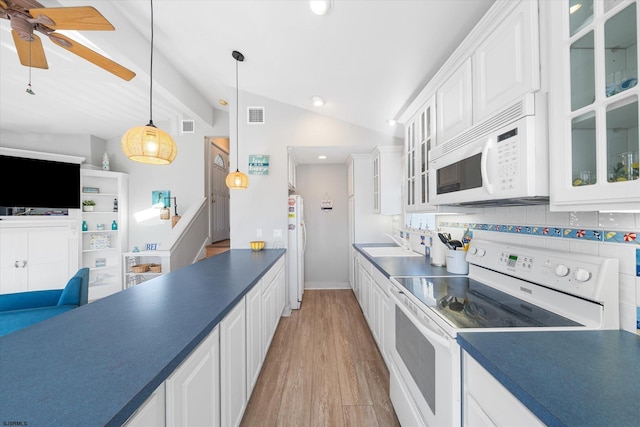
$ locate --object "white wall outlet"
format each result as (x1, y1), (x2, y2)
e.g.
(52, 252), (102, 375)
(273, 229), (283, 238)
(257, 229), (263, 238)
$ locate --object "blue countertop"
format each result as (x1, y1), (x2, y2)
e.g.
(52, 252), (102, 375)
(458, 330), (640, 427)
(0, 249), (285, 426)
(353, 243), (459, 278)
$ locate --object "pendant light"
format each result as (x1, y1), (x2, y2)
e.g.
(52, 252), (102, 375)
(121, 0), (177, 165)
(225, 50), (249, 189)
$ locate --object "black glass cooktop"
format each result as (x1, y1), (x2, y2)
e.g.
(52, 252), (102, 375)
(392, 276), (582, 330)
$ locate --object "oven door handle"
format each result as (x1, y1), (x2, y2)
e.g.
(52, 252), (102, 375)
(388, 285), (452, 350)
(480, 136), (495, 195)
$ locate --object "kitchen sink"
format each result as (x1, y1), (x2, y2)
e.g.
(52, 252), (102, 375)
(361, 246), (423, 258)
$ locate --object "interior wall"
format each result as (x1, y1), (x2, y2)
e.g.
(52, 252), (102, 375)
(228, 91), (401, 251)
(296, 163), (350, 289)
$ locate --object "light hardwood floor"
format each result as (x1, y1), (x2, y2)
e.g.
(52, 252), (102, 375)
(240, 289), (401, 427)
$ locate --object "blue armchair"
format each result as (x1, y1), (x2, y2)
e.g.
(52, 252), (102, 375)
(0, 268), (89, 337)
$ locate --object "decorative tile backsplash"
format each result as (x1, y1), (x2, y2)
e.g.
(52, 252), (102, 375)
(438, 221), (639, 246)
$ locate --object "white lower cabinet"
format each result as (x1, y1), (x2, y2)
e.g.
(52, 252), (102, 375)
(123, 383), (166, 427)
(0, 222), (76, 294)
(221, 299), (247, 427)
(246, 279), (263, 396)
(462, 351), (544, 427)
(124, 256), (285, 427)
(166, 326), (220, 427)
(355, 253), (391, 368)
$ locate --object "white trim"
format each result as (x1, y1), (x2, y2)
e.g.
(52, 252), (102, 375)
(0, 147), (85, 164)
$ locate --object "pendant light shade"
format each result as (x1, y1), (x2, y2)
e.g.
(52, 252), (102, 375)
(121, 0), (177, 165)
(226, 50), (249, 189)
(225, 170), (250, 189)
(122, 123), (177, 165)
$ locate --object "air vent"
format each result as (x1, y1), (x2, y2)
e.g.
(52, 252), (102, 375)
(181, 120), (195, 133)
(248, 107), (265, 124)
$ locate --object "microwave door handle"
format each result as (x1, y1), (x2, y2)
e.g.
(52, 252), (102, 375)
(481, 137), (495, 194)
(388, 285), (451, 350)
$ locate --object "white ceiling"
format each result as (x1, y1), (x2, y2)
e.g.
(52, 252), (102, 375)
(0, 0), (495, 163)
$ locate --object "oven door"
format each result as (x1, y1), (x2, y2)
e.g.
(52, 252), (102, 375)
(387, 283), (460, 427)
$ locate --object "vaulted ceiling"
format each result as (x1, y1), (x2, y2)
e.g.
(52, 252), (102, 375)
(0, 0), (495, 156)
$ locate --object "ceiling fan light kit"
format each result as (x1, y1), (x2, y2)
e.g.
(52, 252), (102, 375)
(226, 50), (249, 190)
(121, 0), (177, 165)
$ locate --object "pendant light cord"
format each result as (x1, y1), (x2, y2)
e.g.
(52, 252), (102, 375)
(235, 56), (239, 172)
(148, 0), (155, 127)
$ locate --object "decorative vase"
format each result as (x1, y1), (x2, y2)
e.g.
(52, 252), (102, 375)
(102, 152), (110, 171)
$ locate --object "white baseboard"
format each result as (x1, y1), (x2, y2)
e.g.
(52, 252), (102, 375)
(304, 281), (350, 290)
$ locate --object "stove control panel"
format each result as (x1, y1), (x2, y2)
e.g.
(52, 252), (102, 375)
(466, 239), (618, 302)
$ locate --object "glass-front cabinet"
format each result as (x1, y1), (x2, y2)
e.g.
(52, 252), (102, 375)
(405, 97), (437, 212)
(550, 0), (640, 210)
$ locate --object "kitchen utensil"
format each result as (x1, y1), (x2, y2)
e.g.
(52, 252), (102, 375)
(438, 233), (454, 250)
(449, 239), (463, 250)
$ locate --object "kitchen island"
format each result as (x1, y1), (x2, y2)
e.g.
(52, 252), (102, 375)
(0, 249), (285, 426)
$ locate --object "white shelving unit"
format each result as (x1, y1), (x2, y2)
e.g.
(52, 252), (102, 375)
(123, 251), (170, 288)
(80, 168), (128, 301)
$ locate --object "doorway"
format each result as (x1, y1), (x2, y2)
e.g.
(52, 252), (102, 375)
(208, 137), (231, 243)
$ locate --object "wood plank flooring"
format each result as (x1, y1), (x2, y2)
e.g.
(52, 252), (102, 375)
(241, 289), (401, 427)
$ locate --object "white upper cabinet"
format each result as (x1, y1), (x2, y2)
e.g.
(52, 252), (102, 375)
(373, 146), (402, 215)
(437, 58), (473, 144)
(472, 0), (540, 124)
(405, 96), (438, 212)
(549, 0), (640, 211)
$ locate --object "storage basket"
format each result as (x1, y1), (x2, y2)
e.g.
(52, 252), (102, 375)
(149, 264), (162, 273)
(131, 264), (151, 273)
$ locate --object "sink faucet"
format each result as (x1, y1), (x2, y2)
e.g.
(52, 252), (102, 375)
(386, 233), (410, 251)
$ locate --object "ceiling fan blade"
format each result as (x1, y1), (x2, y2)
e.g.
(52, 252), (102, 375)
(47, 32), (135, 81)
(12, 30), (48, 68)
(29, 7), (114, 30)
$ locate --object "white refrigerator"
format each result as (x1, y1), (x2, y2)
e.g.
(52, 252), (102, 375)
(288, 195), (306, 310)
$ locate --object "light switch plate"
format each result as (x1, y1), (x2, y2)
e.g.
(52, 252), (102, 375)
(273, 229), (282, 238)
(257, 229), (263, 238)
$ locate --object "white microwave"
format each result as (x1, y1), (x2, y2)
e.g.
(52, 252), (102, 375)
(428, 94), (549, 206)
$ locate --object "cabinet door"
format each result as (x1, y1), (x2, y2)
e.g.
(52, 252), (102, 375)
(437, 58), (473, 144)
(0, 227), (71, 294)
(124, 383), (166, 427)
(404, 119), (417, 211)
(246, 281), (263, 397)
(473, 0), (539, 123)
(27, 227), (71, 291)
(463, 352), (544, 427)
(0, 229), (28, 293)
(549, 0), (640, 210)
(221, 300), (247, 427)
(166, 327), (220, 427)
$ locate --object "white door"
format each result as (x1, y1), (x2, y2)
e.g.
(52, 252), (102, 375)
(209, 141), (230, 243)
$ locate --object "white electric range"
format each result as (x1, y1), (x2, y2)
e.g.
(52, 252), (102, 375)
(386, 239), (619, 427)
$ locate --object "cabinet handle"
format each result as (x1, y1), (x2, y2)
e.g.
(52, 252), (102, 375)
(22, 260), (27, 268)
(14, 261), (19, 268)
(14, 260), (27, 268)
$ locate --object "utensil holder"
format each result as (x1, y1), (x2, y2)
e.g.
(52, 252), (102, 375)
(446, 250), (469, 274)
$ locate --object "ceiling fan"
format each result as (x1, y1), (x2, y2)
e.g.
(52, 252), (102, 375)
(0, 0), (135, 80)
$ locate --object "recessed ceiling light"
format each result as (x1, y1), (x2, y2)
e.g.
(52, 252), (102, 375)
(318, 155), (327, 160)
(219, 99), (228, 106)
(309, 0), (332, 15)
(312, 96), (324, 107)
(387, 119), (397, 126)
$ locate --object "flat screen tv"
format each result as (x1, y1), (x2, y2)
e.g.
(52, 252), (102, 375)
(0, 155), (81, 210)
